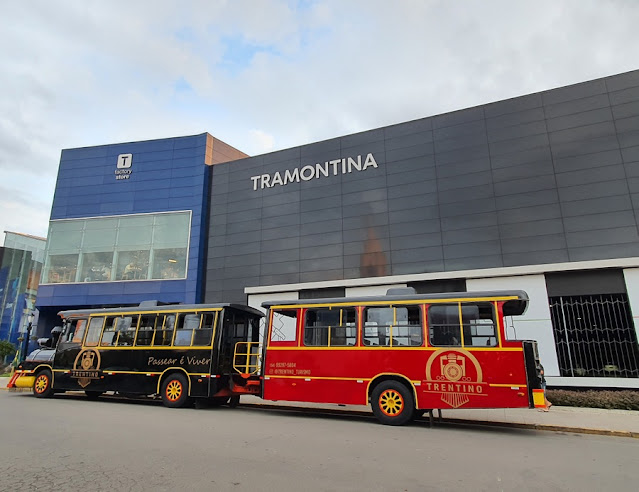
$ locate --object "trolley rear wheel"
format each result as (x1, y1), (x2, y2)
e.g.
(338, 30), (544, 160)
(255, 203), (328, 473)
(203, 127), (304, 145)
(371, 381), (414, 426)
(161, 373), (191, 408)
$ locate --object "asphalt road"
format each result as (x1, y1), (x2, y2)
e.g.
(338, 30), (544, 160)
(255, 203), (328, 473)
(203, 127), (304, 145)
(0, 391), (636, 491)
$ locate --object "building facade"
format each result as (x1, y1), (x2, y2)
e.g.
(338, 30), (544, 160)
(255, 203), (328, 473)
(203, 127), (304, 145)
(38, 70), (639, 388)
(35, 133), (246, 334)
(0, 231), (46, 356)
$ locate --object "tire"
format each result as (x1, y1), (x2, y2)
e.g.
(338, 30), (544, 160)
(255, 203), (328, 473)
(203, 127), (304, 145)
(228, 395), (240, 408)
(85, 390), (104, 400)
(161, 373), (191, 408)
(33, 369), (54, 399)
(371, 380), (415, 426)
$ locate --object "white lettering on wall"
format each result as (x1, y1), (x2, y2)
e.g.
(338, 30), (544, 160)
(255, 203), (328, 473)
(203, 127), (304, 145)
(250, 153), (379, 191)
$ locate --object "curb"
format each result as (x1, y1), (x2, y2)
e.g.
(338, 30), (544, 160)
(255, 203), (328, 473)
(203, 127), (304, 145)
(240, 403), (639, 439)
(3, 390), (636, 438)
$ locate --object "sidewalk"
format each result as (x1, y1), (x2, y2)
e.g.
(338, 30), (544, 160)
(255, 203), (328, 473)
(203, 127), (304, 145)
(2, 377), (637, 437)
(239, 395), (639, 438)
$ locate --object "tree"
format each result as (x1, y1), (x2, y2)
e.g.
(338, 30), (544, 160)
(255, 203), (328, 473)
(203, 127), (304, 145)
(0, 340), (17, 362)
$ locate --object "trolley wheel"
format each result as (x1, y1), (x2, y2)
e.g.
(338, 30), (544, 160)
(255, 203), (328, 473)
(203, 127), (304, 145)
(161, 373), (191, 408)
(371, 381), (414, 426)
(85, 390), (104, 400)
(228, 395), (240, 408)
(33, 369), (54, 399)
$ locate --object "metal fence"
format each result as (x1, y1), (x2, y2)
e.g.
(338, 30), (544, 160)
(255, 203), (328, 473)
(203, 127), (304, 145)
(549, 294), (639, 378)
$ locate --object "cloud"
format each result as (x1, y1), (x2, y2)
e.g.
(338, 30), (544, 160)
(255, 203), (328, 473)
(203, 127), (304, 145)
(249, 129), (276, 153)
(1, 0), (638, 238)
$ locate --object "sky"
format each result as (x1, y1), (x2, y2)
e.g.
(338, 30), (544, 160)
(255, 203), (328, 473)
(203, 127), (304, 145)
(1, 0), (638, 239)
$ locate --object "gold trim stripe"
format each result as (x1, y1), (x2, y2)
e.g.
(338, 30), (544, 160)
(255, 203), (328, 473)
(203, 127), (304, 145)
(271, 296), (520, 309)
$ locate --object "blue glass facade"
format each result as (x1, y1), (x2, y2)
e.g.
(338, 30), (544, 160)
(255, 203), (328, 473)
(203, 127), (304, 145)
(36, 133), (215, 331)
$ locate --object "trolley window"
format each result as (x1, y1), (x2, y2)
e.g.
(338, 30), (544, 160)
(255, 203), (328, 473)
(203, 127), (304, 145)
(428, 305), (461, 347)
(462, 303), (498, 347)
(63, 318), (87, 344)
(270, 310), (298, 342)
(363, 306), (422, 347)
(304, 308), (356, 346)
(136, 314), (158, 346)
(154, 314), (176, 346)
(84, 317), (105, 347)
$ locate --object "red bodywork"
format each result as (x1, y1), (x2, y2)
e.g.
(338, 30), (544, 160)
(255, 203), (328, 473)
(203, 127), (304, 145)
(261, 302), (534, 411)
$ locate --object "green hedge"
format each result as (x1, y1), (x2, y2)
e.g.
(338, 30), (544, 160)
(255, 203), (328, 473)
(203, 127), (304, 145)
(547, 389), (639, 411)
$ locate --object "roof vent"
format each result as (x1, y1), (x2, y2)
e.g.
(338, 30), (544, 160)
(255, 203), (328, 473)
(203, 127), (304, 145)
(139, 300), (159, 308)
(386, 287), (416, 296)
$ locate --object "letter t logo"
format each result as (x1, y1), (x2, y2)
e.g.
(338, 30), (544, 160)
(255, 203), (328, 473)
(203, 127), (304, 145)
(117, 154), (133, 169)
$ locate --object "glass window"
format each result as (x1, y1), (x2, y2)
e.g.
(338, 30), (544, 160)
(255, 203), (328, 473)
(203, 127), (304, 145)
(101, 317), (118, 346)
(304, 308), (356, 346)
(85, 317), (105, 347)
(115, 316), (138, 346)
(393, 306), (423, 346)
(136, 314), (158, 346)
(46, 254), (78, 283)
(116, 250), (150, 280)
(80, 252), (113, 282)
(174, 313), (201, 346)
(363, 306), (422, 347)
(363, 307), (392, 346)
(462, 304), (497, 347)
(428, 305), (461, 347)
(154, 214), (190, 248)
(153, 314), (176, 346)
(151, 248), (187, 279)
(270, 310), (298, 342)
(117, 215), (153, 249)
(63, 319), (87, 344)
(46, 227), (82, 253)
(193, 312), (216, 346)
(42, 212), (190, 284)
(82, 218), (118, 251)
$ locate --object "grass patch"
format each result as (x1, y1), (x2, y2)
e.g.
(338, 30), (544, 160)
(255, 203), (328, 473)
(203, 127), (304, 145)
(547, 389), (639, 411)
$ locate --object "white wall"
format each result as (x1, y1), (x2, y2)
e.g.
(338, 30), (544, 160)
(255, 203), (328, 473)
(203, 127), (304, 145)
(466, 275), (559, 376)
(623, 268), (639, 347)
(345, 284), (407, 297)
(247, 291), (299, 342)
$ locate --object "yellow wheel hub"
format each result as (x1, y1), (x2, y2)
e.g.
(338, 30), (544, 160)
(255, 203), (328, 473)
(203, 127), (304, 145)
(166, 380), (182, 401)
(379, 389), (404, 417)
(35, 375), (48, 393)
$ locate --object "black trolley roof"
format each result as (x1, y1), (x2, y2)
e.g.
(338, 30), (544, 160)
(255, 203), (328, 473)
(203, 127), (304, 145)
(58, 302), (265, 319)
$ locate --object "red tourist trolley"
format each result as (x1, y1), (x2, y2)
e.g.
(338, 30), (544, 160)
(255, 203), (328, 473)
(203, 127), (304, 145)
(259, 288), (545, 425)
(9, 289), (545, 425)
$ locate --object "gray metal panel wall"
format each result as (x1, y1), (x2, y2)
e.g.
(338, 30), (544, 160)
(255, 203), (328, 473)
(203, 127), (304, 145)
(205, 70), (639, 303)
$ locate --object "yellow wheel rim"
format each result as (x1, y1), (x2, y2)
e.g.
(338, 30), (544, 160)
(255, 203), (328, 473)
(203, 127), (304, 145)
(35, 375), (48, 393)
(166, 380), (183, 401)
(379, 389), (404, 417)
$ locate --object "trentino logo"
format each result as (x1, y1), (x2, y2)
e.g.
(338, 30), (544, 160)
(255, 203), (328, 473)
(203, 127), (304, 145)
(115, 153), (133, 180)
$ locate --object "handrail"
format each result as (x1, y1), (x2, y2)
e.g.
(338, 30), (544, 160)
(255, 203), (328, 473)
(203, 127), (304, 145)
(233, 342), (262, 375)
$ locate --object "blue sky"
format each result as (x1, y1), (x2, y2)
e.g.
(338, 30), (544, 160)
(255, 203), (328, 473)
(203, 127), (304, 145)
(1, 0), (638, 238)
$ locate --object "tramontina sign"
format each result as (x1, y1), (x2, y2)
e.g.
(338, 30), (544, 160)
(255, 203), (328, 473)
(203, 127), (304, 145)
(250, 153), (379, 191)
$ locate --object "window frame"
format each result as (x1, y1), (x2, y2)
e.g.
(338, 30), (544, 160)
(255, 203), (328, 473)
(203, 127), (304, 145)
(362, 305), (423, 348)
(427, 302), (499, 348)
(303, 307), (357, 347)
